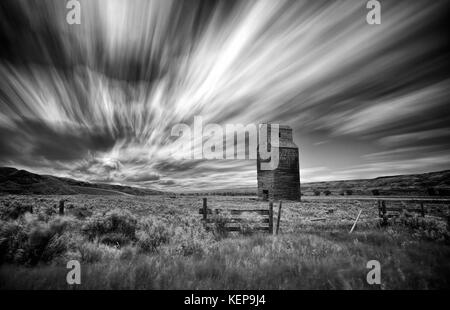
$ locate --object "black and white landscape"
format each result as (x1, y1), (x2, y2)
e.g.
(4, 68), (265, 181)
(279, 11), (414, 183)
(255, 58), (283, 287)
(0, 0), (449, 290)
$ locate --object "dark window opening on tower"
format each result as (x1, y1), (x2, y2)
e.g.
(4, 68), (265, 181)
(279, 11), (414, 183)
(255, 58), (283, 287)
(262, 190), (269, 201)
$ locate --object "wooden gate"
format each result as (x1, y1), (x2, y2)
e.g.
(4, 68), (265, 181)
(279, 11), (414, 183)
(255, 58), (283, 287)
(199, 198), (276, 234)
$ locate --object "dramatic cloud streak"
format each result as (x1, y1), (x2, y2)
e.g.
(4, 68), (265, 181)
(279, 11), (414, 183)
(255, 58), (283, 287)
(0, 0), (449, 190)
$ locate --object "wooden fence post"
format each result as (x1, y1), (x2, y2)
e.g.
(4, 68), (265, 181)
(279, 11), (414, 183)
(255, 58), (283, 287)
(202, 198), (208, 221)
(268, 202), (274, 234)
(381, 200), (387, 225)
(59, 199), (65, 215)
(420, 203), (425, 217)
(349, 209), (362, 234)
(276, 201), (282, 235)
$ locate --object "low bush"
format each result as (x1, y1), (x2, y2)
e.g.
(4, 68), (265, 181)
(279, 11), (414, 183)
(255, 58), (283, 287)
(78, 242), (120, 263)
(82, 209), (137, 241)
(120, 246), (137, 260)
(0, 216), (74, 265)
(171, 223), (215, 257)
(397, 216), (449, 242)
(0, 202), (33, 220)
(211, 214), (229, 240)
(137, 218), (172, 253)
(71, 207), (93, 219)
(100, 233), (132, 247)
(0, 220), (27, 264)
(177, 238), (205, 257)
(238, 222), (255, 236)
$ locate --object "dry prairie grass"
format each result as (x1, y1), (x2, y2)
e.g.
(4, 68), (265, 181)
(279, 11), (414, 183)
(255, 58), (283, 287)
(0, 195), (449, 289)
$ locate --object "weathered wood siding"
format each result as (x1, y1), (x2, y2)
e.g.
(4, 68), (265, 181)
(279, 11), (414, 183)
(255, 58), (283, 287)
(257, 125), (300, 201)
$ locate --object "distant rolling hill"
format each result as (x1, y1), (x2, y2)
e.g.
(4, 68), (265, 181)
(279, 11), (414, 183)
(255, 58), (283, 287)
(184, 170), (450, 197)
(0, 167), (164, 195)
(2, 167), (450, 197)
(301, 170), (450, 197)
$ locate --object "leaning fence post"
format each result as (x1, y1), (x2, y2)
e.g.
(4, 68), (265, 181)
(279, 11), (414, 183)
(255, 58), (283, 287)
(202, 198), (208, 221)
(349, 209), (362, 234)
(268, 201), (274, 234)
(276, 201), (282, 235)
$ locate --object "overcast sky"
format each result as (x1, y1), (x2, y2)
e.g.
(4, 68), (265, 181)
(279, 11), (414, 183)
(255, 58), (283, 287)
(0, 0), (449, 191)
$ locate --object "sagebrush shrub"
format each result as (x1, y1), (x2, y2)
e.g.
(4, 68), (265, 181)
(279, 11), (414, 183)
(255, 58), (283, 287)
(211, 214), (229, 239)
(43, 206), (57, 216)
(39, 234), (68, 263)
(238, 213), (264, 236)
(238, 222), (255, 236)
(78, 242), (120, 263)
(137, 218), (171, 253)
(78, 242), (103, 263)
(176, 237), (205, 257)
(120, 246), (136, 260)
(24, 217), (75, 264)
(100, 232), (132, 247)
(398, 216), (449, 242)
(171, 222), (215, 257)
(71, 207), (93, 219)
(0, 202), (33, 220)
(0, 220), (27, 263)
(0, 216), (74, 265)
(82, 209), (137, 241)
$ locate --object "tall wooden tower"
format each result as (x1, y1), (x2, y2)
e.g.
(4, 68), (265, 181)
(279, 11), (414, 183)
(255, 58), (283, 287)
(257, 124), (300, 201)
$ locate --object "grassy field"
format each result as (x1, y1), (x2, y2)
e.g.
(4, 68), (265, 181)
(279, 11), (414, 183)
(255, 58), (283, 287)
(0, 195), (449, 289)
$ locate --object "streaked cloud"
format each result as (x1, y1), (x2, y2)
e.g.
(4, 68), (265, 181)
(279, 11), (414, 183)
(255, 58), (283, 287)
(379, 128), (450, 147)
(331, 82), (449, 136)
(0, 0), (449, 189)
